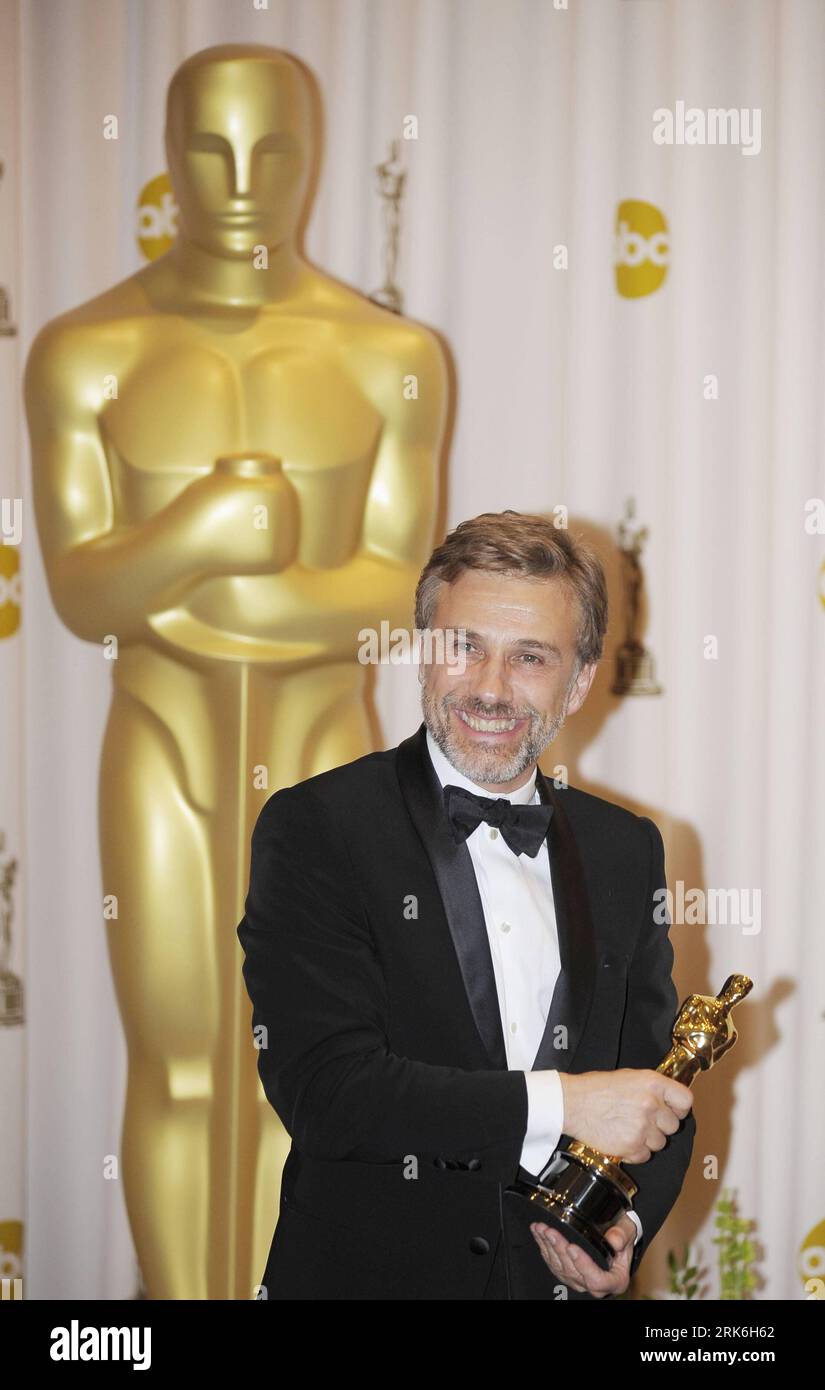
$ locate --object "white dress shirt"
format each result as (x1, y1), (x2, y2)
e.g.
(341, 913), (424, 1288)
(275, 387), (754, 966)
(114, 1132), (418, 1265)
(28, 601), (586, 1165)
(425, 728), (642, 1248)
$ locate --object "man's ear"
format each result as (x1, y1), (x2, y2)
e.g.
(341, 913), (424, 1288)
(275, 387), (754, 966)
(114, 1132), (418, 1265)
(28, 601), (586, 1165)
(564, 660), (598, 716)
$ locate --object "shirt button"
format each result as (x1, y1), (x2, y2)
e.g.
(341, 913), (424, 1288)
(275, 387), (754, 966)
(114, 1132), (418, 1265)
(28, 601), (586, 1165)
(510, 1021), (518, 1034)
(500, 921), (511, 934)
(488, 826), (499, 840)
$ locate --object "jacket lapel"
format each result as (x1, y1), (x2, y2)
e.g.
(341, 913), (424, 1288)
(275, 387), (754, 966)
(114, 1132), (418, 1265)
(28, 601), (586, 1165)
(395, 723), (597, 1076)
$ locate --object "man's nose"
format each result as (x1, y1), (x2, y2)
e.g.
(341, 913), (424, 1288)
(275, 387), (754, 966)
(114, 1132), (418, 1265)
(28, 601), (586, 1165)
(467, 657), (514, 708)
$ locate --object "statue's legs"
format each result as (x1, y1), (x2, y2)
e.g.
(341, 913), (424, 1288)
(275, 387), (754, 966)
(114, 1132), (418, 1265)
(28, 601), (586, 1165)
(99, 683), (218, 1299)
(98, 649), (377, 1298)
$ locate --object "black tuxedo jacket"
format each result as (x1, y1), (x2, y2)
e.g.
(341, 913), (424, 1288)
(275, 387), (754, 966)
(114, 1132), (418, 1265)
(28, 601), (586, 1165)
(236, 722), (695, 1300)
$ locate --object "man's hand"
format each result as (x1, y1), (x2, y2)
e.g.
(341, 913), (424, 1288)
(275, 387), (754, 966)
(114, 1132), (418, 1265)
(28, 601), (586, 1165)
(559, 1069), (694, 1163)
(530, 1214), (637, 1297)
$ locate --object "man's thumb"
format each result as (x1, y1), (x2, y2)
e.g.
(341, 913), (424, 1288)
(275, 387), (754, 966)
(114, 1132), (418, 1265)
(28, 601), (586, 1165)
(606, 1224), (631, 1253)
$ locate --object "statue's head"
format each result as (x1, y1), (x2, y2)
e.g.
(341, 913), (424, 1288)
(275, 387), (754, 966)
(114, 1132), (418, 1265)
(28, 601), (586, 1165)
(165, 44), (316, 258)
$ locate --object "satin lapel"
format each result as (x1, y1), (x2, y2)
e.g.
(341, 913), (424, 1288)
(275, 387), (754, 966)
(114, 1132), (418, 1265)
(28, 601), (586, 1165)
(395, 724), (508, 1070)
(530, 765), (598, 1073)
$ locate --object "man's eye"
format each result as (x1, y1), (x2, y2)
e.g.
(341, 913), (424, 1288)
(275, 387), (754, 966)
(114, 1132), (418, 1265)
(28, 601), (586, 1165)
(518, 653), (541, 664)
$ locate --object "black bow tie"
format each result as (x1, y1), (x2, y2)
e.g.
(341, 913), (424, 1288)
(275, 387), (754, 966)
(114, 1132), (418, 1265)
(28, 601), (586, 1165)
(443, 783), (553, 858)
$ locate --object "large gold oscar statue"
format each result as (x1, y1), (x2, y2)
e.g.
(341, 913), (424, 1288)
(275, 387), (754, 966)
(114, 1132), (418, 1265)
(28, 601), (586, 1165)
(23, 44), (448, 1298)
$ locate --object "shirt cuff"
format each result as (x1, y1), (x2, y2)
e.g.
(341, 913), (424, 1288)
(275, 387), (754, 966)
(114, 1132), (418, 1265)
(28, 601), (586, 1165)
(520, 1070), (564, 1177)
(626, 1209), (643, 1246)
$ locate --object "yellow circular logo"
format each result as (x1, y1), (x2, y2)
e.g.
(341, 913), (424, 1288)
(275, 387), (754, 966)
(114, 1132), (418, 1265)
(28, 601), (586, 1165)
(0, 544), (21, 639)
(800, 1217), (825, 1298)
(137, 172), (178, 261)
(615, 199), (670, 299)
(0, 1220), (23, 1287)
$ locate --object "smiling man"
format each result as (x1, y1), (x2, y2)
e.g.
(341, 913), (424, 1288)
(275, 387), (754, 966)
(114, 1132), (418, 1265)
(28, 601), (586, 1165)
(237, 509), (695, 1300)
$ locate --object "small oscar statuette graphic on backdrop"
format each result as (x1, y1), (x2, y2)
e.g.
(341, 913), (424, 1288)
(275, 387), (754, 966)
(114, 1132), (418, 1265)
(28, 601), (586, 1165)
(505, 975), (753, 1269)
(0, 831), (22, 1026)
(0, 163), (17, 337)
(369, 140), (406, 314)
(611, 497), (662, 695)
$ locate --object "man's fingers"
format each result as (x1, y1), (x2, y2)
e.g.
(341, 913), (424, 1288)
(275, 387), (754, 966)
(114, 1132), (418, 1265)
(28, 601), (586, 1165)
(625, 1144), (652, 1164)
(566, 1241), (623, 1295)
(531, 1224), (629, 1297)
(655, 1104), (683, 1138)
(531, 1227), (588, 1291)
(661, 1078), (694, 1117)
(530, 1219), (634, 1299)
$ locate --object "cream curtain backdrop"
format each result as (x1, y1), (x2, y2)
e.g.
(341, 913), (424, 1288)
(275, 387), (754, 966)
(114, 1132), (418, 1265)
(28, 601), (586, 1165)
(3, 0), (823, 1299)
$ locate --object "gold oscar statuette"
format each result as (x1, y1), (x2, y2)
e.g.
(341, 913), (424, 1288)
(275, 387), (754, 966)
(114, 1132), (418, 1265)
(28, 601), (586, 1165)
(369, 140), (406, 314)
(505, 974), (753, 1269)
(611, 496), (662, 696)
(23, 43), (448, 1298)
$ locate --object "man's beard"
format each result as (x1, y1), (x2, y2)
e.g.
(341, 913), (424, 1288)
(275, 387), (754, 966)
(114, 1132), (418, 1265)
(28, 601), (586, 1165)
(419, 679), (574, 786)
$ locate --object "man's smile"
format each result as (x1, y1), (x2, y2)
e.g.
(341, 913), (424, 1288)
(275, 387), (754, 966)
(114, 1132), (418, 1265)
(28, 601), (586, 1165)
(453, 707), (529, 739)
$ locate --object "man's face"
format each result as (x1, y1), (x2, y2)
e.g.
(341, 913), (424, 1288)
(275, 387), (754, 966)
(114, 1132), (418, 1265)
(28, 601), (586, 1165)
(419, 569), (597, 792)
